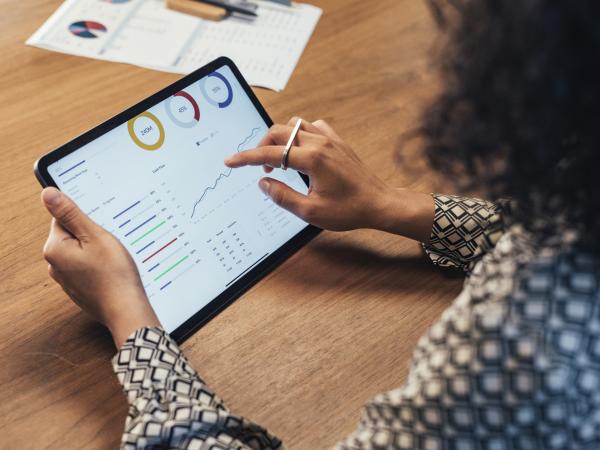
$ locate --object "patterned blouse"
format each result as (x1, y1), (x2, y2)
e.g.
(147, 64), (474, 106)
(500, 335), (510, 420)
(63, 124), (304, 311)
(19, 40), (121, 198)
(113, 194), (600, 449)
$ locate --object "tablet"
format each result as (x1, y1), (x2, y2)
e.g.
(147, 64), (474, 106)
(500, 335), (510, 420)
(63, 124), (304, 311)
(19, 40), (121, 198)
(34, 57), (320, 342)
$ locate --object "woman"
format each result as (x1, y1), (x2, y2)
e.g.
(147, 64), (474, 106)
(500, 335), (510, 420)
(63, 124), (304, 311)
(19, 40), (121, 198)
(41, 1), (600, 449)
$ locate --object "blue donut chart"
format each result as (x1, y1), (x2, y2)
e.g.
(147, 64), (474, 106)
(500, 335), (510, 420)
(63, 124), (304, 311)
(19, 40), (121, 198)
(200, 72), (233, 109)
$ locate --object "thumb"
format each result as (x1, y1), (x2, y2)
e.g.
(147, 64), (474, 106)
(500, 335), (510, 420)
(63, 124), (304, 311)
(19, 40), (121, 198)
(41, 187), (94, 239)
(259, 178), (310, 220)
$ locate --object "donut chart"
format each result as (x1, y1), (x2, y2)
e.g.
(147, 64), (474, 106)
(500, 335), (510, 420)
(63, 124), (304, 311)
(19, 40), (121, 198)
(68, 21), (107, 39)
(200, 72), (233, 109)
(127, 112), (165, 151)
(166, 91), (201, 128)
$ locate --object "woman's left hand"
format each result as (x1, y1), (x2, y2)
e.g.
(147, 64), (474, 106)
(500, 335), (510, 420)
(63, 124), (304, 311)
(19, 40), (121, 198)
(41, 187), (160, 347)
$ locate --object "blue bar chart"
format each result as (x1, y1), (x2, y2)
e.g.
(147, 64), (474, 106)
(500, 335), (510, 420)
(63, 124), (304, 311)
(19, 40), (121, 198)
(111, 186), (199, 297)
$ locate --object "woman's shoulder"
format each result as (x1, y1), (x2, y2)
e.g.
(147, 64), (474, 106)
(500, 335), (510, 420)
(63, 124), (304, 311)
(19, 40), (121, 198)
(412, 228), (600, 387)
(458, 224), (596, 319)
(355, 233), (600, 449)
(450, 229), (600, 379)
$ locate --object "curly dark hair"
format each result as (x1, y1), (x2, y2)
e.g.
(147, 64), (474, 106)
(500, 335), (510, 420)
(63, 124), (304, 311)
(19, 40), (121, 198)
(422, 0), (600, 246)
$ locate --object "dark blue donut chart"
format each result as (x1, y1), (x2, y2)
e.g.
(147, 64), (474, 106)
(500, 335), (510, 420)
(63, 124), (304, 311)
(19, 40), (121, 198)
(200, 71), (233, 109)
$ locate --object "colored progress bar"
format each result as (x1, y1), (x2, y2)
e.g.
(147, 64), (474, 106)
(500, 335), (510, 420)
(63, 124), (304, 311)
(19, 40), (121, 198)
(131, 220), (166, 245)
(142, 238), (177, 263)
(159, 262), (195, 291)
(136, 241), (155, 254)
(113, 200), (140, 219)
(154, 255), (189, 281)
(147, 247), (183, 273)
(125, 215), (156, 237)
(58, 160), (85, 177)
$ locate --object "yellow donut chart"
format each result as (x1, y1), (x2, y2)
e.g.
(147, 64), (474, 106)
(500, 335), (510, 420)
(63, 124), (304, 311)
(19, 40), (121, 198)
(127, 112), (165, 151)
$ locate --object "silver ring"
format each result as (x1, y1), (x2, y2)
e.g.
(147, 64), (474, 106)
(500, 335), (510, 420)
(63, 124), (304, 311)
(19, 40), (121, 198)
(281, 118), (302, 170)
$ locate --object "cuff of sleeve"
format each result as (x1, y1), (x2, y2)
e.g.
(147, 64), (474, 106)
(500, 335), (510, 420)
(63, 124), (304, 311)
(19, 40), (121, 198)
(112, 327), (198, 396)
(423, 194), (504, 271)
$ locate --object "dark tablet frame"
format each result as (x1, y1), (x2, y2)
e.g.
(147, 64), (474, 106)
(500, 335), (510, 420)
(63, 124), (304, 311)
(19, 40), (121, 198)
(34, 56), (321, 343)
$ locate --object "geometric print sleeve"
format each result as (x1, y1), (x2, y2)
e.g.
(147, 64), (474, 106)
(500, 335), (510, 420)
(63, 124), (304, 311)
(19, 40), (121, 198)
(112, 327), (284, 450)
(422, 194), (506, 273)
(333, 236), (600, 450)
(110, 231), (600, 450)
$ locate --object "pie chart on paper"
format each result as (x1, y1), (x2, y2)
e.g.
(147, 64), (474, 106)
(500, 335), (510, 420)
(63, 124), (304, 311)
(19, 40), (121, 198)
(68, 21), (108, 39)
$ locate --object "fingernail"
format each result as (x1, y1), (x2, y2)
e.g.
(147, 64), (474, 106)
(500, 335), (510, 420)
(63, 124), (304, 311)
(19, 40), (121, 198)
(43, 188), (62, 207)
(259, 179), (270, 195)
(224, 156), (234, 166)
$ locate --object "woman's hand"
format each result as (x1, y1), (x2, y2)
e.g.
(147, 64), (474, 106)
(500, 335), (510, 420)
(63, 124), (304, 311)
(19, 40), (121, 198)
(225, 118), (434, 241)
(41, 187), (160, 348)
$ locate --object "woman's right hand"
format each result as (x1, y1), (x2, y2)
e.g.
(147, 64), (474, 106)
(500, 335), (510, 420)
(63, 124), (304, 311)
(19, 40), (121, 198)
(225, 118), (434, 241)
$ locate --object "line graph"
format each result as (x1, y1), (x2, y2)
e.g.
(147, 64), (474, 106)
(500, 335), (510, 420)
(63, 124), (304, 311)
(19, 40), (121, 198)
(190, 127), (262, 218)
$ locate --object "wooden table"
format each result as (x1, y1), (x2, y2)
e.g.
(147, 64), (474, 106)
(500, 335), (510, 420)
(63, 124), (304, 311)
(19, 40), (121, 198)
(0, 1), (464, 448)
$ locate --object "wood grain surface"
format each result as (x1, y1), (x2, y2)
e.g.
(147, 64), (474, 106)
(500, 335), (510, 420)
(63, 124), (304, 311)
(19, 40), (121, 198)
(0, 1), (464, 448)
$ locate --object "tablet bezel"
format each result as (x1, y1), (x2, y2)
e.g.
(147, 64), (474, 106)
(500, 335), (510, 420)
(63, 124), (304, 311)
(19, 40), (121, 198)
(34, 56), (320, 343)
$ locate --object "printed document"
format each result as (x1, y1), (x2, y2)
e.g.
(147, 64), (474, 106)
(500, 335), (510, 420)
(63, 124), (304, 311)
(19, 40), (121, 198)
(26, 0), (321, 91)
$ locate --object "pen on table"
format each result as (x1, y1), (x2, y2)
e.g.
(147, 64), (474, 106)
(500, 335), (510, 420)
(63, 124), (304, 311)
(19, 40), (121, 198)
(193, 0), (258, 17)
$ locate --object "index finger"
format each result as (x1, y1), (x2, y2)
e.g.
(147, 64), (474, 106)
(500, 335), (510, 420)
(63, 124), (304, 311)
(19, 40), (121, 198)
(225, 145), (312, 173)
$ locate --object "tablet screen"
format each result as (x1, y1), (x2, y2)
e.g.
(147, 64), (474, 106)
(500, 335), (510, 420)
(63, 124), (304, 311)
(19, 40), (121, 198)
(46, 65), (309, 332)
